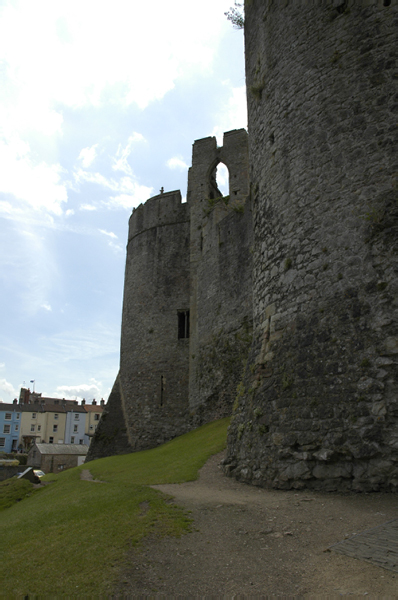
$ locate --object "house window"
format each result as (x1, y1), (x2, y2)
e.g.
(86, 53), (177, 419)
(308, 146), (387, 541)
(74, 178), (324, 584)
(58, 464), (65, 470)
(54, 414), (58, 420)
(178, 310), (190, 339)
(32, 413), (36, 419)
(53, 425), (58, 432)
(3, 424), (10, 434)
(54, 400), (59, 404)
(30, 425), (35, 432)
(38, 425), (41, 431)
(49, 437), (54, 443)
(73, 425), (78, 432)
(74, 414), (79, 420)
(94, 414), (100, 421)
(5, 413), (11, 420)
(89, 425), (93, 430)
(79, 439), (83, 444)
(15, 424), (19, 432)
(71, 436), (75, 443)
(16, 413), (20, 419)
(0, 438), (5, 447)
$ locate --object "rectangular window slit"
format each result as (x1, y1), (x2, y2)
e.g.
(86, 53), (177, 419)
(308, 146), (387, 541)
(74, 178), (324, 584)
(178, 310), (190, 339)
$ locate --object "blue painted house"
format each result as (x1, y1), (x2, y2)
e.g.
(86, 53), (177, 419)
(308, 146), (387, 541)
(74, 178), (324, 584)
(0, 402), (21, 452)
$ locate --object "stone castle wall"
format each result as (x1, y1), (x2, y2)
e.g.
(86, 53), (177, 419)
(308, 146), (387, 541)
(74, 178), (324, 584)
(224, 1), (398, 491)
(87, 133), (253, 459)
(120, 190), (191, 450)
(188, 131), (253, 418)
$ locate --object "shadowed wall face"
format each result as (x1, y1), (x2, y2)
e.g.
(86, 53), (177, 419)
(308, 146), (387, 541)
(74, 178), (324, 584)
(225, 2), (398, 491)
(120, 191), (191, 450)
(87, 131), (253, 459)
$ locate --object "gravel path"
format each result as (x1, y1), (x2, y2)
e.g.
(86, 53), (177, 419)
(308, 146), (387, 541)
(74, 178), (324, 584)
(116, 451), (398, 597)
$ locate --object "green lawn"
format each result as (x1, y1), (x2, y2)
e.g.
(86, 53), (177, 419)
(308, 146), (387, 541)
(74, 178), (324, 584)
(0, 417), (229, 596)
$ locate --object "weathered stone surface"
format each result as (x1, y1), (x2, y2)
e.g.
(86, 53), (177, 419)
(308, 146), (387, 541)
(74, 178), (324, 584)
(224, 1), (398, 492)
(88, 131), (252, 459)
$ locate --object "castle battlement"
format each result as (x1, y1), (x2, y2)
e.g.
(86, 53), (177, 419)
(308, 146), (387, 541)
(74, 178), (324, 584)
(128, 189), (189, 243)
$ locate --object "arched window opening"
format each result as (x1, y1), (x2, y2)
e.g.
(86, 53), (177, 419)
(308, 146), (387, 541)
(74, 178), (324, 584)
(208, 162), (229, 200)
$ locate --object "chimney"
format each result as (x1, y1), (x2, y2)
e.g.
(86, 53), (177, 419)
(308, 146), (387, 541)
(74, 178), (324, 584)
(13, 399), (17, 405)
(100, 398), (105, 407)
(81, 399), (86, 405)
(92, 399), (97, 405)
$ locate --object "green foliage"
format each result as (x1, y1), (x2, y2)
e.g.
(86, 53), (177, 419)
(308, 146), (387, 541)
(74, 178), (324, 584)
(0, 418), (229, 596)
(360, 358), (371, 370)
(225, 2), (244, 29)
(284, 257), (292, 271)
(88, 418), (230, 485)
(0, 478), (39, 511)
(250, 79), (265, 100)
(282, 372), (293, 390)
(203, 195), (230, 217)
(258, 424), (268, 435)
(253, 407), (263, 419)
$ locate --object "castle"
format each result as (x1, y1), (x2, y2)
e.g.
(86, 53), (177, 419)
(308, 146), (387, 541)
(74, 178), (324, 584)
(87, 129), (254, 458)
(88, 1), (398, 492)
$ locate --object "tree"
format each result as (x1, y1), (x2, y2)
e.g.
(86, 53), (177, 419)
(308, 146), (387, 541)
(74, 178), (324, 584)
(224, 2), (244, 29)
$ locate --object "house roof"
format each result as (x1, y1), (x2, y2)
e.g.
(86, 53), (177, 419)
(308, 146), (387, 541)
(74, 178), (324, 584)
(18, 404), (67, 413)
(84, 405), (104, 413)
(65, 405), (87, 414)
(34, 443), (89, 455)
(0, 403), (20, 411)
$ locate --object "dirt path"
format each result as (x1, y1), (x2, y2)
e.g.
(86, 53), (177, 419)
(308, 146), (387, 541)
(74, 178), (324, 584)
(117, 451), (398, 597)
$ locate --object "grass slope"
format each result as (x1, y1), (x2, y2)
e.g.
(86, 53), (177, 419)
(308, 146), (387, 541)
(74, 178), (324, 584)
(0, 417), (229, 596)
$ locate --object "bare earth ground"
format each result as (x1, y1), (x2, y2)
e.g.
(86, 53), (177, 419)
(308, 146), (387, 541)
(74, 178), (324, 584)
(115, 451), (398, 597)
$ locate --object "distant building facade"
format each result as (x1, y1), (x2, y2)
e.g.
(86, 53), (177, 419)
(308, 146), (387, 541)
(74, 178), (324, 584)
(27, 443), (89, 473)
(0, 403), (21, 452)
(4, 390), (104, 452)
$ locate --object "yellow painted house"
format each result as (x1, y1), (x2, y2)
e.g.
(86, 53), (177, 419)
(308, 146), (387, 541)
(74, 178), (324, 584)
(83, 400), (104, 442)
(19, 405), (67, 450)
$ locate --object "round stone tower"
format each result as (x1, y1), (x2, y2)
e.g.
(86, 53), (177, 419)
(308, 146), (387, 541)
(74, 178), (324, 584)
(224, 1), (398, 491)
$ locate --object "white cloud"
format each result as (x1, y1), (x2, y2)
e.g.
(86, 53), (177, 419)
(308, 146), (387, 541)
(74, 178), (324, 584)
(216, 163), (229, 196)
(0, 378), (17, 402)
(167, 156), (189, 171)
(65, 209), (74, 217)
(99, 229), (118, 239)
(74, 169), (152, 210)
(80, 204), (97, 211)
(0, 136), (68, 215)
(108, 241), (123, 254)
(0, 201), (13, 215)
(212, 85), (247, 145)
(78, 144), (98, 168)
(0, 1), (230, 119)
(55, 379), (102, 402)
(13, 228), (59, 316)
(113, 133), (146, 176)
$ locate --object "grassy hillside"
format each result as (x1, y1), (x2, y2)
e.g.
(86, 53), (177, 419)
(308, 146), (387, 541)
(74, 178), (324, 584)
(0, 417), (229, 596)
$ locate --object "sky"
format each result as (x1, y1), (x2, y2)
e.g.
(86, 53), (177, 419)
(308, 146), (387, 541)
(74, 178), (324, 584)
(0, 0), (247, 404)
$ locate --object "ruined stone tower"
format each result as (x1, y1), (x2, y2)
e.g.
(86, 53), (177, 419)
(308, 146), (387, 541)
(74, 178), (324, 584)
(224, 1), (398, 491)
(87, 130), (252, 459)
